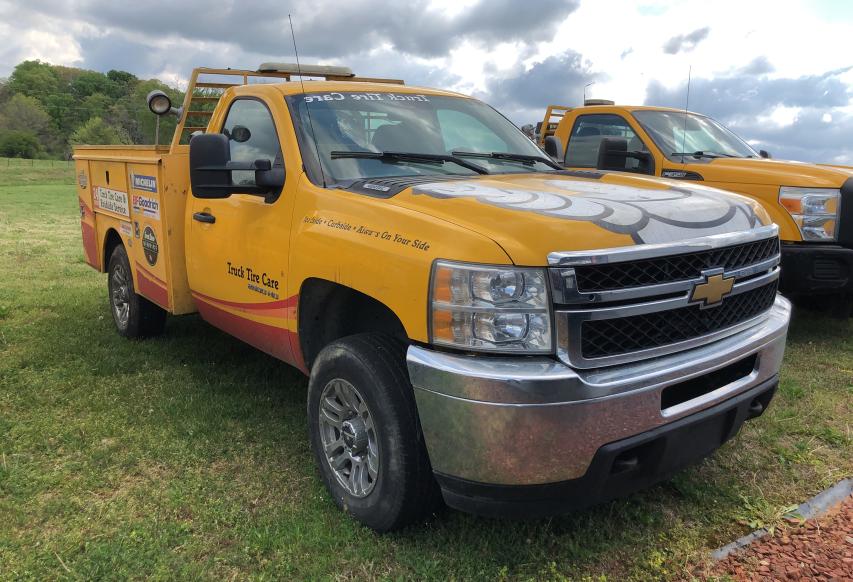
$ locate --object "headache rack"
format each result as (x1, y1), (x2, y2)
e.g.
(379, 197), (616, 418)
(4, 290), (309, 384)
(537, 105), (572, 146)
(171, 65), (405, 150)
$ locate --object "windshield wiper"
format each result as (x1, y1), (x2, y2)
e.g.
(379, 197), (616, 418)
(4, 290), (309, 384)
(330, 150), (489, 175)
(452, 150), (563, 170)
(671, 150), (738, 159)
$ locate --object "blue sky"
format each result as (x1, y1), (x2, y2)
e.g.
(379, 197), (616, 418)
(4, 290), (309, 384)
(1, 0), (851, 163)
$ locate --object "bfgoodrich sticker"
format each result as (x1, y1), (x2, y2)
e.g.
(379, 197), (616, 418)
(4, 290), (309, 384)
(142, 226), (159, 266)
(132, 194), (160, 220)
(132, 174), (157, 193)
(94, 187), (129, 218)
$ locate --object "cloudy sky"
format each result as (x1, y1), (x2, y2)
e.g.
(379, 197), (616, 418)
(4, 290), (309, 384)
(2, 0), (852, 163)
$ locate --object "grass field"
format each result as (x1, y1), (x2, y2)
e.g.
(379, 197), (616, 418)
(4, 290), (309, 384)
(0, 161), (851, 581)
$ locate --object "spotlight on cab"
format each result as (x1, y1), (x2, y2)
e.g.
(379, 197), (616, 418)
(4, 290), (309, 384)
(146, 90), (181, 116)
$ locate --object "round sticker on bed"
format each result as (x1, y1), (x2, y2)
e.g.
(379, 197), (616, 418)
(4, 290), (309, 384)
(142, 226), (159, 266)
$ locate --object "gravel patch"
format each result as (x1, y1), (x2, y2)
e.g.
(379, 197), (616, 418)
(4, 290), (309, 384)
(712, 495), (853, 580)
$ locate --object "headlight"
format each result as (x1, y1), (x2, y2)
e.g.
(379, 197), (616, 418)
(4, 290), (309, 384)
(779, 187), (840, 241)
(429, 261), (552, 353)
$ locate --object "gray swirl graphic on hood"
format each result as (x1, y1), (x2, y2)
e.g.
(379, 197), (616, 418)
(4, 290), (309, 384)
(413, 179), (762, 244)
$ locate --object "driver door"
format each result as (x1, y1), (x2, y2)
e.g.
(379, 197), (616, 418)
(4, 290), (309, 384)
(186, 96), (299, 365)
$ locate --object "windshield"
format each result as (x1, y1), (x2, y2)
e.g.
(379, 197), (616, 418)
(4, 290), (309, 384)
(632, 110), (758, 160)
(287, 91), (554, 182)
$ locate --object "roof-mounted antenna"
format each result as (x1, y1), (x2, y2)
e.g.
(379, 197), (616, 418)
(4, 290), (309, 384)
(679, 65), (692, 164)
(289, 14), (327, 188)
(583, 81), (595, 104)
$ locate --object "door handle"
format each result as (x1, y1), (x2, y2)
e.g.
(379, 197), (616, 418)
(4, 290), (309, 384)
(193, 212), (216, 224)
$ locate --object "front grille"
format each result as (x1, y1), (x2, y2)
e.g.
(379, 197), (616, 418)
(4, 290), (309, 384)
(574, 237), (780, 292)
(580, 280), (778, 359)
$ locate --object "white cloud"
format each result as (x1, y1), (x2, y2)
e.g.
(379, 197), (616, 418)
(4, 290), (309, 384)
(766, 106), (801, 127)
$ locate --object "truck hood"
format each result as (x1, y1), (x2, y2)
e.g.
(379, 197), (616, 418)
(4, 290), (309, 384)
(692, 157), (853, 188)
(387, 172), (770, 266)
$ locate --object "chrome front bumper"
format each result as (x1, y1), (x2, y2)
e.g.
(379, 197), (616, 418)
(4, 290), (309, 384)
(407, 295), (791, 486)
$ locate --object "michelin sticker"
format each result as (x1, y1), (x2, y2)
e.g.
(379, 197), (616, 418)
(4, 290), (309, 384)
(414, 180), (762, 245)
(94, 187), (129, 218)
(132, 174), (157, 193)
(142, 226), (159, 267)
(132, 194), (160, 220)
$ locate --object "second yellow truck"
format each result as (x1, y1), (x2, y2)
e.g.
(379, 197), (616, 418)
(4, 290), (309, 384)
(75, 65), (789, 531)
(539, 101), (853, 313)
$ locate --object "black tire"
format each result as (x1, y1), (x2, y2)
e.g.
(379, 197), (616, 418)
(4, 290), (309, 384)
(307, 333), (441, 532)
(107, 244), (167, 338)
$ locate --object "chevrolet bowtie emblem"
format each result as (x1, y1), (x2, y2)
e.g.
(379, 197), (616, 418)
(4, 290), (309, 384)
(690, 271), (735, 308)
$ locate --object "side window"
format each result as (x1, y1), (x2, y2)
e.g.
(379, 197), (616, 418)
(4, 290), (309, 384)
(221, 99), (281, 186)
(565, 114), (648, 169)
(437, 109), (507, 152)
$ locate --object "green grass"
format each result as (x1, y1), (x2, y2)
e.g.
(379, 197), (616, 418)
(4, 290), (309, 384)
(0, 157), (75, 187)
(1, 162), (851, 580)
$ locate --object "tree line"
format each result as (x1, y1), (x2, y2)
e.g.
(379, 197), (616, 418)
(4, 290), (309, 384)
(0, 60), (184, 159)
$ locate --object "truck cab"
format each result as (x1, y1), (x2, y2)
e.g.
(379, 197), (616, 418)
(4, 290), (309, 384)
(539, 102), (853, 311)
(74, 66), (789, 531)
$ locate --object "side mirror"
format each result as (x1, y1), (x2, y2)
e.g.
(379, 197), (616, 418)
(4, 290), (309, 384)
(596, 138), (655, 174)
(190, 133), (232, 198)
(597, 137), (628, 171)
(759, 149), (771, 159)
(255, 162), (285, 191)
(543, 135), (563, 162)
(189, 133), (285, 201)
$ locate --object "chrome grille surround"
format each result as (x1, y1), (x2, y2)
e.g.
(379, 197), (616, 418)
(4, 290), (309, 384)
(549, 225), (782, 369)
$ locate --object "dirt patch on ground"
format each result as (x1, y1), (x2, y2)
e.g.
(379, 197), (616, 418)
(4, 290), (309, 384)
(712, 496), (853, 580)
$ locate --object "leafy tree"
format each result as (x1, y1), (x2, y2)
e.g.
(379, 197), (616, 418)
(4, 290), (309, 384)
(0, 130), (41, 157)
(3, 60), (187, 156)
(7, 61), (60, 100)
(0, 94), (52, 136)
(0, 79), (12, 105)
(69, 117), (131, 146)
(43, 92), (78, 137)
(71, 70), (118, 100)
(107, 70), (138, 96)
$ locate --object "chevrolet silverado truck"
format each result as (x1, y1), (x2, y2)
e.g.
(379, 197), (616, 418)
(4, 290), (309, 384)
(74, 65), (790, 532)
(538, 101), (853, 313)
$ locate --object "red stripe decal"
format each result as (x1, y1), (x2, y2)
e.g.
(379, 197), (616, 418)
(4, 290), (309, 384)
(136, 262), (168, 287)
(136, 264), (170, 309)
(81, 221), (99, 269)
(194, 295), (305, 372)
(191, 290), (297, 311)
(79, 198), (99, 269)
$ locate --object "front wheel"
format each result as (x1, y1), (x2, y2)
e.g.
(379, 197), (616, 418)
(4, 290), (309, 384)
(107, 244), (166, 338)
(307, 333), (441, 532)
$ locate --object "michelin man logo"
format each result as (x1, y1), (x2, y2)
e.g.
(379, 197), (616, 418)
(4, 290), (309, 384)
(414, 179), (763, 244)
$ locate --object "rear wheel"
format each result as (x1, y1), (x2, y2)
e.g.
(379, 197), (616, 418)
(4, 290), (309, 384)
(307, 333), (441, 532)
(107, 245), (166, 338)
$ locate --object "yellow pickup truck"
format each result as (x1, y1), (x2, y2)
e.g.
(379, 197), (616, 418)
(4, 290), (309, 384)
(74, 65), (789, 531)
(539, 102), (853, 313)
